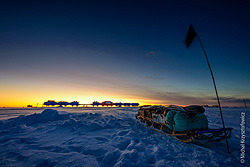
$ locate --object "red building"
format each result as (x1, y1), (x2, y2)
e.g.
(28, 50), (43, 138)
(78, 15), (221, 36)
(101, 101), (114, 107)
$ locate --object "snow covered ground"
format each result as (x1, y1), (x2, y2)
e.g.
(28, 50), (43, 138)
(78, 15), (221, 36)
(0, 107), (249, 167)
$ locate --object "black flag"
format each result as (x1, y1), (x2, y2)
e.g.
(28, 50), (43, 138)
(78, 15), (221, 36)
(185, 24), (197, 48)
(183, 24), (231, 153)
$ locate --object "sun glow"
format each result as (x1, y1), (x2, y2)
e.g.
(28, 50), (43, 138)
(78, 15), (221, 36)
(0, 85), (146, 107)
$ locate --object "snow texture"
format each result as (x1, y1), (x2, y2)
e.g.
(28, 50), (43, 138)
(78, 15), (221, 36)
(0, 107), (249, 167)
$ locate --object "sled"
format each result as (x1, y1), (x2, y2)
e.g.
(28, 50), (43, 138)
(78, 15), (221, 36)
(135, 105), (233, 143)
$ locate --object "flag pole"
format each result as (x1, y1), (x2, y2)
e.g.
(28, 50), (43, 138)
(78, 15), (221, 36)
(243, 99), (247, 108)
(195, 34), (230, 153)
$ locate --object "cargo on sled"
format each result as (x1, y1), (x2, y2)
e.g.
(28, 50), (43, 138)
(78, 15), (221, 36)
(135, 105), (233, 143)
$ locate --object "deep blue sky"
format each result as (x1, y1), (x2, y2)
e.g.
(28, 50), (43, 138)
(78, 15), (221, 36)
(0, 0), (249, 107)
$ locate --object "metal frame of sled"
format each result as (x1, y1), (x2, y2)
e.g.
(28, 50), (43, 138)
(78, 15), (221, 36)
(135, 114), (233, 143)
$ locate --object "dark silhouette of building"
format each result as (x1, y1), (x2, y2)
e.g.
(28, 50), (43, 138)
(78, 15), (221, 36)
(43, 100), (57, 107)
(91, 101), (101, 107)
(70, 101), (79, 107)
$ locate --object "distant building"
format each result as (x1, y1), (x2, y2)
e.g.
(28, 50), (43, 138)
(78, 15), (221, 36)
(92, 101), (139, 107)
(142, 105), (152, 107)
(91, 101), (101, 107)
(101, 101), (114, 107)
(43, 100), (57, 107)
(70, 101), (79, 107)
(43, 100), (139, 107)
(43, 100), (79, 107)
(57, 101), (69, 107)
(123, 103), (131, 107)
(114, 102), (123, 107)
(131, 103), (139, 107)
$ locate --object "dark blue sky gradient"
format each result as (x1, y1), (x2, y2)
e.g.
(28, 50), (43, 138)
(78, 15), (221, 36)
(0, 0), (249, 106)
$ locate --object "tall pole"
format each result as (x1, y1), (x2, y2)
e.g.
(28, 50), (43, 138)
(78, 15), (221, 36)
(243, 99), (247, 108)
(196, 34), (230, 153)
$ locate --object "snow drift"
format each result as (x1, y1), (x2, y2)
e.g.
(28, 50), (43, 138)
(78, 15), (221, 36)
(0, 107), (249, 167)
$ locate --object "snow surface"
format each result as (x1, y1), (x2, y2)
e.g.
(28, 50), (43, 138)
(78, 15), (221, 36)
(0, 107), (249, 167)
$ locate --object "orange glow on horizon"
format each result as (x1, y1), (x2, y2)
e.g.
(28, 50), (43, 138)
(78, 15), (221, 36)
(0, 93), (170, 107)
(0, 86), (154, 107)
(0, 79), (181, 107)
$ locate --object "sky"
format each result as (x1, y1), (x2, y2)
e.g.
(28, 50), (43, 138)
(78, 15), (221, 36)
(0, 0), (250, 107)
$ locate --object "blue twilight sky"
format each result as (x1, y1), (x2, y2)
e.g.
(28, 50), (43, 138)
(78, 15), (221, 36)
(0, 0), (249, 107)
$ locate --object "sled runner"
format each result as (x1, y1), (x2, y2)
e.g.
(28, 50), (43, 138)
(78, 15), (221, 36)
(135, 105), (233, 143)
